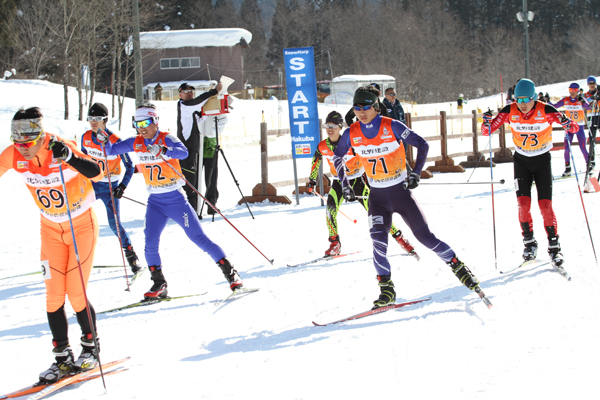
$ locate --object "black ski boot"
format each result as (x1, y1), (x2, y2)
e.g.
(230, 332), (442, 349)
(74, 333), (99, 371)
(124, 245), (141, 274)
(218, 258), (243, 291)
(372, 275), (396, 309)
(562, 162), (571, 177)
(447, 257), (479, 290)
(144, 266), (168, 299)
(39, 343), (74, 383)
(522, 231), (538, 261)
(546, 226), (564, 268)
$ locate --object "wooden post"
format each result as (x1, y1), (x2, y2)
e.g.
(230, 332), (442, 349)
(260, 122), (268, 196)
(405, 113), (414, 165)
(440, 110), (448, 165)
(472, 109), (479, 156)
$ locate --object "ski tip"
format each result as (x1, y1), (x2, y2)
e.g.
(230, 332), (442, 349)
(312, 321), (324, 327)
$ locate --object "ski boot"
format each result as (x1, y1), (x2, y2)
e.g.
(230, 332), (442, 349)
(325, 235), (341, 257)
(392, 231), (420, 260)
(39, 343), (74, 384)
(522, 231), (538, 261)
(447, 257), (479, 290)
(562, 162), (571, 177)
(546, 227), (564, 268)
(144, 266), (168, 299)
(74, 333), (99, 371)
(218, 258), (243, 291)
(124, 245), (141, 274)
(372, 275), (396, 309)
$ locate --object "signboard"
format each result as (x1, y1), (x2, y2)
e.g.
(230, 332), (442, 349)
(283, 47), (320, 159)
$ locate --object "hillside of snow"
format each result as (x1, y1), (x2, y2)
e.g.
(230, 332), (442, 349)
(1, 79), (599, 399)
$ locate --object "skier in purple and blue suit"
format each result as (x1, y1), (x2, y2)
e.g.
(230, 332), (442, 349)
(332, 86), (483, 309)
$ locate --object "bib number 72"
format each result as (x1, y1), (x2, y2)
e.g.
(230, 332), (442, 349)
(519, 133), (539, 147)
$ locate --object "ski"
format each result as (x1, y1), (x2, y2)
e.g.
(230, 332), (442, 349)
(474, 287), (493, 309)
(215, 287), (260, 306)
(312, 297), (432, 327)
(287, 251), (363, 268)
(0, 271), (41, 281)
(1, 357), (129, 399)
(552, 262), (572, 281)
(98, 293), (207, 314)
(500, 259), (551, 274)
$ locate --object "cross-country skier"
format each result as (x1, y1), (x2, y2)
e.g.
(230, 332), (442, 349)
(332, 87), (481, 309)
(583, 75), (600, 175)
(98, 102), (243, 299)
(0, 107), (103, 383)
(549, 83), (590, 176)
(308, 110), (419, 260)
(80, 103), (141, 274)
(482, 79), (579, 268)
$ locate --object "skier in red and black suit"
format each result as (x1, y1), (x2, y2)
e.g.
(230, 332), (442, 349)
(482, 79), (579, 268)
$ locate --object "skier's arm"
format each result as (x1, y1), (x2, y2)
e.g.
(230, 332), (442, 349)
(545, 104), (579, 134)
(390, 120), (429, 175)
(481, 105), (511, 136)
(181, 88), (218, 108)
(308, 147), (323, 180)
(119, 152), (135, 187)
(105, 137), (135, 156)
(61, 139), (103, 181)
(332, 129), (352, 187)
(162, 134), (189, 160)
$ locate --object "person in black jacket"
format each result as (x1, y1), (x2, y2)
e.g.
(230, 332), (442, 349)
(176, 82), (222, 214)
(382, 87), (406, 123)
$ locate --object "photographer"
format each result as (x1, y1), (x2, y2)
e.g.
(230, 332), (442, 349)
(176, 82), (222, 215)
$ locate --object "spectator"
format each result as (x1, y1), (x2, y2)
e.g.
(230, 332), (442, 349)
(154, 83), (163, 101)
(382, 87), (406, 123)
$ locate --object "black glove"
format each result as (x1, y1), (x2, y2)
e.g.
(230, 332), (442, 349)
(577, 95), (585, 103)
(482, 110), (493, 125)
(342, 185), (356, 202)
(595, 92), (600, 101)
(404, 172), (420, 189)
(113, 183), (126, 199)
(559, 114), (571, 131)
(49, 139), (72, 161)
(307, 179), (316, 194)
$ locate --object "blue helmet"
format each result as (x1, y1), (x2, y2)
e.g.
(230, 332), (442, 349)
(587, 75), (597, 84)
(514, 79), (536, 99)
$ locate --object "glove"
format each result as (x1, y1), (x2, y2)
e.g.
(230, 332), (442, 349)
(342, 185), (356, 202)
(404, 172), (420, 190)
(595, 92), (600, 101)
(96, 130), (109, 144)
(307, 179), (316, 194)
(482, 110), (493, 125)
(49, 139), (72, 161)
(577, 95), (585, 103)
(559, 115), (571, 131)
(113, 183), (126, 199)
(147, 144), (167, 157)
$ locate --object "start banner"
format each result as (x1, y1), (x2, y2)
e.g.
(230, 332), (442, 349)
(283, 47), (320, 159)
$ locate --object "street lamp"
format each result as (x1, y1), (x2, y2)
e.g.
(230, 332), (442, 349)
(516, 0), (535, 79)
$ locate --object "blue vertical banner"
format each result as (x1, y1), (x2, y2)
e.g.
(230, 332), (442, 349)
(283, 47), (320, 159)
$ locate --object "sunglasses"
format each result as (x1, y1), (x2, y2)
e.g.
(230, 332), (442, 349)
(179, 89), (193, 94)
(323, 123), (339, 129)
(387, 93), (396, 96)
(516, 97), (534, 104)
(133, 118), (156, 129)
(353, 105), (374, 111)
(12, 133), (42, 149)
(87, 116), (107, 122)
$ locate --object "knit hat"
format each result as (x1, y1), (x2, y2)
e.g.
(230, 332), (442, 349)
(587, 76), (597, 84)
(568, 83), (580, 90)
(88, 103), (108, 117)
(353, 90), (379, 106)
(325, 111), (344, 127)
(514, 79), (536, 99)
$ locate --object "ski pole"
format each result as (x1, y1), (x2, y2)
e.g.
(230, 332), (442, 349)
(310, 190), (357, 224)
(101, 142), (131, 291)
(486, 109), (498, 270)
(466, 140), (490, 182)
(159, 154), (274, 265)
(56, 161), (106, 389)
(565, 124), (598, 266)
(122, 195), (147, 206)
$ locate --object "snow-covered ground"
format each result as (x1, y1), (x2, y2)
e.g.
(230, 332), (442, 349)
(1, 79), (599, 399)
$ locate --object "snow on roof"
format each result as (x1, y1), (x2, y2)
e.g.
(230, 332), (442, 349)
(138, 28), (252, 50)
(143, 80), (217, 90)
(332, 75), (395, 82)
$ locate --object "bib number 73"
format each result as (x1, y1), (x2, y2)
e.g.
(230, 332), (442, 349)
(519, 133), (539, 147)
